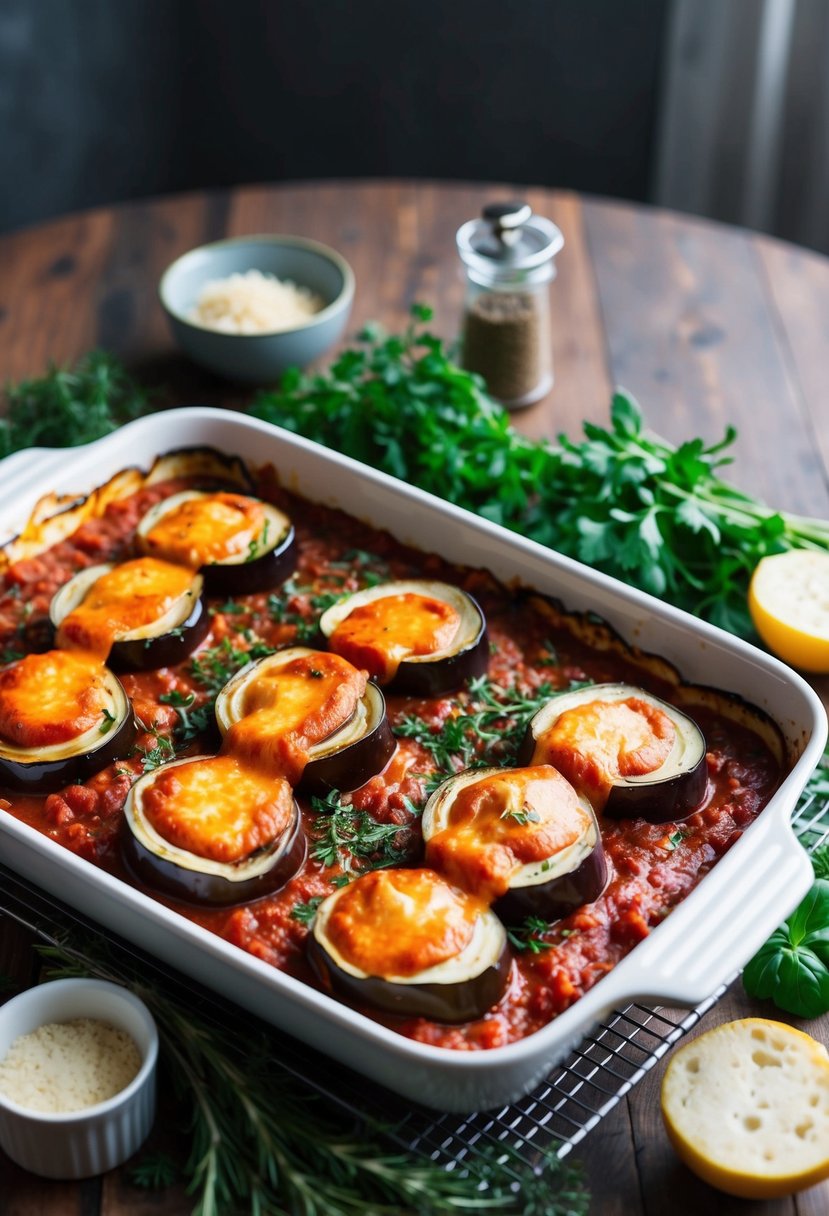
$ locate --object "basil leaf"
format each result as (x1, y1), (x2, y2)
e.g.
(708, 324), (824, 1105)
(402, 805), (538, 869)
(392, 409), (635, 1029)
(743, 882), (829, 1019)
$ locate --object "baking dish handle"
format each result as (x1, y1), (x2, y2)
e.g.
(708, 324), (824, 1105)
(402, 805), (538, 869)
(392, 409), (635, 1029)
(0, 446), (68, 481)
(594, 805), (814, 1010)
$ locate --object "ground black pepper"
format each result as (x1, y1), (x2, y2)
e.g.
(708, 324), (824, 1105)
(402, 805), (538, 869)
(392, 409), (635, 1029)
(461, 291), (545, 406)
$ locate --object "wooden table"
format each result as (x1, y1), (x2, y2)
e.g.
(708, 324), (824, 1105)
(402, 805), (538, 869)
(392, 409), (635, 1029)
(1, 180), (828, 1215)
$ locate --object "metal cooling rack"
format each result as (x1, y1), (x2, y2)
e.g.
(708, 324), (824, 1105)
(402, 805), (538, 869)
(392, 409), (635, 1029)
(1, 786), (826, 1178)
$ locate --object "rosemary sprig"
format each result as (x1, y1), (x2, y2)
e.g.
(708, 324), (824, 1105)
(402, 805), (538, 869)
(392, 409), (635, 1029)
(40, 937), (587, 1216)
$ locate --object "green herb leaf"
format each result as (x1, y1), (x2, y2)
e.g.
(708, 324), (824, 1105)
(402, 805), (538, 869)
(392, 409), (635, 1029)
(395, 676), (589, 777)
(291, 897), (323, 925)
(812, 846), (829, 881)
(38, 937), (588, 1216)
(129, 1150), (179, 1190)
(507, 916), (554, 954)
(250, 311), (829, 638)
(309, 790), (416, 876)
(0, 351), (151, 456)
(743, 879), (829, 1019)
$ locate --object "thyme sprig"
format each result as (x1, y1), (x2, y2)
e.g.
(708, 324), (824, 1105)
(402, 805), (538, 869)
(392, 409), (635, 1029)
(39, 938), (587, 1216)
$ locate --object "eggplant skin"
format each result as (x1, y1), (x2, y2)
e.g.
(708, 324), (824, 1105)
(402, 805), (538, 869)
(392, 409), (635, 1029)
(519, 727), (708, 822)
(201, 527), (297, 596)
(0, 712), (137, 796)
(307, 934), (511, 1024)
(121, 802), (307, 907)
(602, 758), (708, 823)
(300, 713), (397, 797)
(519, 685), (709, 823)
(108, 591), (211, 672)
(495, 845), (609, 925)
(390, 626), (489, 697)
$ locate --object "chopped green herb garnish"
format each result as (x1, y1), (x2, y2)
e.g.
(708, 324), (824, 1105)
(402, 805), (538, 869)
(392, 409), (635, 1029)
(213, 599), (247, 615)
(134, 720), (176, 772)
(190, 637), (275, 695)
(290, 897), (323, 925)
(507, 916), (553, 954)
(395, 675), (589, 777)
(99, 707), (117, 735)
(309, 790), (414, 875)
(159, 689), (214, 744)
(501, 805), (541, 826)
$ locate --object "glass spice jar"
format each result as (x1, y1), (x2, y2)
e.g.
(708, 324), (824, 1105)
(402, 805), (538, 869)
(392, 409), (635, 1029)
(456, 202), (564, 410)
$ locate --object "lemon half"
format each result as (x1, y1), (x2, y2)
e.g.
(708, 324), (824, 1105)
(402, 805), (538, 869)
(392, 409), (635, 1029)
(661, 1018), (829, 1199)
(748, 550), (829, 672)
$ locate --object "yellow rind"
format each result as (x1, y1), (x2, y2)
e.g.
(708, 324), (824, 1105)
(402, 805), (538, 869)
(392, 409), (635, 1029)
(660, 1018), (829, 1200)
(748, 551), (829, 673)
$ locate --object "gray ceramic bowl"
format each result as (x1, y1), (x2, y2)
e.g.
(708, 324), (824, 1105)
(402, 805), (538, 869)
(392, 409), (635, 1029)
(159, 234), (354, 384)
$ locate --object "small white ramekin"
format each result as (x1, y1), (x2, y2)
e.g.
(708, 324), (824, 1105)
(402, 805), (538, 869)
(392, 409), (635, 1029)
(0, 977), (158, 1179)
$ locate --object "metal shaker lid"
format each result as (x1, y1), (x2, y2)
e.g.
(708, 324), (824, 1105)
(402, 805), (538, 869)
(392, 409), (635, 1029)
(456, 201), (564, 284)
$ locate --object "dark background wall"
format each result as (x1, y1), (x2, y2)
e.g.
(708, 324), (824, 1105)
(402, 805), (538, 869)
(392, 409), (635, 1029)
(0, 0), (668, 234)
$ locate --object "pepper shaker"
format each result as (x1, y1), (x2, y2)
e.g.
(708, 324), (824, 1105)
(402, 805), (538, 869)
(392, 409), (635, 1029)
(457, 202), (564, 409)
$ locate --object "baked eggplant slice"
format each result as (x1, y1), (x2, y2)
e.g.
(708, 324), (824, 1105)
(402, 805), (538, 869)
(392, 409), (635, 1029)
(0, 651), (136, 793)
(422, 765), (607, 923)
(122, 753), (306, 905)
(520, 683), (707, 821)
(308, 868), (510, 1022)
(319, 579), (487, 694)
(215, 647), (396, 791)
(136, 489), (295, 594)
(50, 559), (209, 670)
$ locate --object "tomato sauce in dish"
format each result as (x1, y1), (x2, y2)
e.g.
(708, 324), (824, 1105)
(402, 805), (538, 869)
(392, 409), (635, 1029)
(0, 464), (784, 1050)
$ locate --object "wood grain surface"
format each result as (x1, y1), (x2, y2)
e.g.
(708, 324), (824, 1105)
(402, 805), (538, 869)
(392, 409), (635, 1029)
(0, 180), (828, 1215)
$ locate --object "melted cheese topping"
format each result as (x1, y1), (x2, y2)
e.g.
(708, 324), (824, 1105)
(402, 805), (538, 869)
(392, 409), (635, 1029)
(534, 697), (676, 806)
(223, 652), (366, 786)
(0, 651), (109, 748)
(141, 754), (295, 863)
(56, 558), (196, 658)
(323, 869), (478, 977)
(141, 492), (267, 567)
(329, 593), (461, 683)
(426, 766), (592, 899)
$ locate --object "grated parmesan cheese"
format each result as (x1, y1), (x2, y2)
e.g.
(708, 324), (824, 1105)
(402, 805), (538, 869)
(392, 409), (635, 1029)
(189, 269), (323, 334)
(0, 1018), (141, 1113)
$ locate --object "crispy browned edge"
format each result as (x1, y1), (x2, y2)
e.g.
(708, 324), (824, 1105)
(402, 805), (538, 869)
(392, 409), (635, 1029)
(0, 445), (792, 771)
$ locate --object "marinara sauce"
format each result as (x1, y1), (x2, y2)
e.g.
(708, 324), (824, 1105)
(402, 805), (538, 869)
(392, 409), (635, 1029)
(0, 470), (783, 1050)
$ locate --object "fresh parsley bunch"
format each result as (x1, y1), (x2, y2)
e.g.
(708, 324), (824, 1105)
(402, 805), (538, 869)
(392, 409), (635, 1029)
(251, 306), (829, 639)
(0, 350), (150, 456)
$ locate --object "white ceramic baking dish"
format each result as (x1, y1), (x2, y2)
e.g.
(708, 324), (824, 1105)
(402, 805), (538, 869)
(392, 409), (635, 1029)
(0, 408), (825, 1113)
